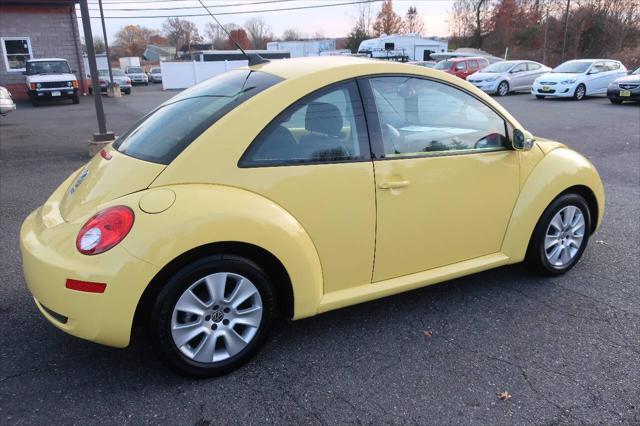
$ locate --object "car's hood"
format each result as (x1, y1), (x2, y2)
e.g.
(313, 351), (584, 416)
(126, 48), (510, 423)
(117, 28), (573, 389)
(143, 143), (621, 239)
(612, 74), (640, 84)
(536, 72), (580, 82)
(127, 73), (146, 77)
(26, 73), (77, 83)
(535, 137), (567, 154)
(59, 146), (165, 222)
(468, 72), (502, 80)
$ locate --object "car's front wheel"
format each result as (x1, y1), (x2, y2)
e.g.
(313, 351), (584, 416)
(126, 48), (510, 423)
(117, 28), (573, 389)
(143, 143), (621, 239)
(573, 84), (586, 100)
(535, 94), (545, 99)
(149, 255), (275, 377)
(609, 98), (623, 104)
(497, 81), (509, 96)
(525, 193), (591, 275)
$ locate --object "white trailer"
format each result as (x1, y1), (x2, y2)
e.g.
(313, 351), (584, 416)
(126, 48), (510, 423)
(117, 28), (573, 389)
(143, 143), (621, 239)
(118, 56), (141, 69)
(357, 34), (448, 61)
(266, 40), (336, 58)
(83, 54), (109, 74)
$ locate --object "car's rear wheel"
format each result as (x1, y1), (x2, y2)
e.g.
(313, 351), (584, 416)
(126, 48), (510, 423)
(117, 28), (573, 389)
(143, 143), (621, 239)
(535, 95), (545, 99)
(609, 98), (623, 104)
(573, 84), (586, 100)
(497, 81), (509, 96)
(525, 193), (591, 275)
(149, 255), (275, 377)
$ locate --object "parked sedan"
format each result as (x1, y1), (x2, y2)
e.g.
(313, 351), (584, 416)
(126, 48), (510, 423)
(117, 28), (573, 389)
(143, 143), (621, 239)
(20, 57), (604, 378)
(125, 66), (149, 86)
(532, 59), (627, 100)
(409, 61), (436, 68)
(148, 67), (163, 83)
(89, 69), (132, 95)
(607, 67), (640, 104)
(467, 60), (550, 96)
(0, 86), (16, 115)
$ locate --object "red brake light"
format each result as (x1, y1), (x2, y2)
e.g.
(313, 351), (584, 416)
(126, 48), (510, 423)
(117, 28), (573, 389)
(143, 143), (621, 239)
(76, 206), (134, 255)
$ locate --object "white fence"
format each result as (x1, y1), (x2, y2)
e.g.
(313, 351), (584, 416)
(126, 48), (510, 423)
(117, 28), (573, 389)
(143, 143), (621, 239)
(160, 60), (248, 90)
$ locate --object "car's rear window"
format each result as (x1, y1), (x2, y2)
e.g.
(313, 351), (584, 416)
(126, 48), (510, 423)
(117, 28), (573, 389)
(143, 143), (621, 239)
(113, 70), (282, 165)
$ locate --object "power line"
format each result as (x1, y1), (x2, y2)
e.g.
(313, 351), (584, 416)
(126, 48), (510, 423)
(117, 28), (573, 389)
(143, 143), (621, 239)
(87, 0), (291, 4)
(79, 0), (380, 18)
(89, 0), (300, 11)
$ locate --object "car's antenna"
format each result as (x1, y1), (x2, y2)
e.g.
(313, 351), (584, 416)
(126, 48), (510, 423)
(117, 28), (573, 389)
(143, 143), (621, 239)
(197, 0), (269, 66)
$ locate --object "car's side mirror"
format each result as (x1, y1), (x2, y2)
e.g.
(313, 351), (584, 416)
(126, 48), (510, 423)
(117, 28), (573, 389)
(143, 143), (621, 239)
(513, 129), (534, 151)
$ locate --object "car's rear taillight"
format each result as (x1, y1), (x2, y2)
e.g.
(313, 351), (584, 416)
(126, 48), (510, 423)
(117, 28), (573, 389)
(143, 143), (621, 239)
(76, 206), (134, 255)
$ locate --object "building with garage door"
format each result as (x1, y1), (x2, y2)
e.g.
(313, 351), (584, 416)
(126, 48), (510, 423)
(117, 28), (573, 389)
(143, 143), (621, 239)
(0, 0), (84, 99)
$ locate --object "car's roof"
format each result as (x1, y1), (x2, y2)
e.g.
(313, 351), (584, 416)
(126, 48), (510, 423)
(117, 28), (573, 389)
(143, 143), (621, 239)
(27, 58), (68, 62)
(449, 56), (488, 62)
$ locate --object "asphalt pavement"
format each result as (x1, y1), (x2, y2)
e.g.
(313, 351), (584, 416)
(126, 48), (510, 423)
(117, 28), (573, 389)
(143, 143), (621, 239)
(1, 84), (638, 425)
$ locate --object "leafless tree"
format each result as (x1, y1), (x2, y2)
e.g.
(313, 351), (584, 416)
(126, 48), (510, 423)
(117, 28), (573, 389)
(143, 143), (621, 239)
(162, 18), (202, 56)
(244, 17), (273, 49)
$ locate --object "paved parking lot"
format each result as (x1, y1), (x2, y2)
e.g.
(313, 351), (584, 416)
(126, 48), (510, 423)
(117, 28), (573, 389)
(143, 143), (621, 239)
(1, 84), (639, 424)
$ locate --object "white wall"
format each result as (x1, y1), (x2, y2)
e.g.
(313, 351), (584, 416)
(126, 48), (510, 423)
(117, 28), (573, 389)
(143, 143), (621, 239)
(160, 60), (248, 90)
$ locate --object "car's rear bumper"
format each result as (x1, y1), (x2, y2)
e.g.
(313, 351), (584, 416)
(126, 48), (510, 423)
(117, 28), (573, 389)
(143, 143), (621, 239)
(0, 98), (16, 114)
(20, 200), (159, 348)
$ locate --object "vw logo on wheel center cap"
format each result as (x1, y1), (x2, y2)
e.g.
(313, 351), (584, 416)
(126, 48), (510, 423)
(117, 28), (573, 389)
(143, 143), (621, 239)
(211, 310), (224, 323)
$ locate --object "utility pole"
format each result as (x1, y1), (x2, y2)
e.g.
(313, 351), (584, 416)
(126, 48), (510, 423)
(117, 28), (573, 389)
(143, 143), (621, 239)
(561, 0), (571, 62)
(98, 0), (115, 95)
(79, 0), (114, 154)
(542, 5), (549, 64)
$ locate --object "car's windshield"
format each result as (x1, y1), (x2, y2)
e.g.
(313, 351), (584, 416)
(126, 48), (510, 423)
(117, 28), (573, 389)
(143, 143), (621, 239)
(151, 68), (161, 73)
(552, 61), (592, 74)
(633, 68), (640, 75)
(482, 62), (515, 73)
(127, 67), (143, 73)
(112, 69), (125, 76)
(98, 70), (109, 76)
(114, 70), (282, 164)
(435, 60), (454, 70)
(26, 60), (71, 75)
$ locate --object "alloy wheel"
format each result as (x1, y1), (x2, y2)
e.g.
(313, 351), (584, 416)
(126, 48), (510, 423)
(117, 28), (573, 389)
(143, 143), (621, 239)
(575, 85), (586, 100)
(544, 205), (585, 268)
(171, 272), (263, 363)
(498, 81), (509, 96)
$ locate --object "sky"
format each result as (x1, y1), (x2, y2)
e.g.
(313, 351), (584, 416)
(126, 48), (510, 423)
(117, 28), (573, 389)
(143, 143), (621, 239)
(78, 0), (456, 44)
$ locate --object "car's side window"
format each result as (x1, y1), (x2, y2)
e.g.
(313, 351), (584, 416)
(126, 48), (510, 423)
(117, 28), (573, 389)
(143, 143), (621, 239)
(455, 61), (467, 71)
(240, 81), (369, 167)
(591, 61), (606, 73)
(527, 63), (541, 71)
(366, 76), (509, 158)
(469, 60), (479, 69)
(513, 63), (527, 73)
(606, 61), (620, 71)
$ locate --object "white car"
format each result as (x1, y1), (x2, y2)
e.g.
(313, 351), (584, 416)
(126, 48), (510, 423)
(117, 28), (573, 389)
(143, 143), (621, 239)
(88, 69), (132, 95)
(467, 60), (550, 96)
(124, 66), (148, 86)
(24, 58), (79, 106)
(0, 86), (16, 115)
(532, 59), (627, 100)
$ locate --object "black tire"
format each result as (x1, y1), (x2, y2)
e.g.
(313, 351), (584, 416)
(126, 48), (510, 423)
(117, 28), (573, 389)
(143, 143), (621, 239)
(573, 84), (586, 100)
(125, 89), (131, 95)
(525, 193), (591, 276)
(72, 95), (80, 104)
(497, 81), (509, 96)
(144, 82), (149, 86)
(149, 255), (276, 378)
(535, 95), (545, 99)
(30, 97), (39, 107)
(609, 98), (623, 104)
(88, 87), (93, 95)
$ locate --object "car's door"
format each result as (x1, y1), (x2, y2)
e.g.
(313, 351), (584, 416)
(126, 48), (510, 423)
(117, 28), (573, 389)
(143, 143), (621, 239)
(360, 76), (520, 282)
(509, 62), (529, 90)
(454, 61), (467, 78)
(238, 80), (376, 294)
(586, 61), (609, 93)
(526, 62), (545, 87)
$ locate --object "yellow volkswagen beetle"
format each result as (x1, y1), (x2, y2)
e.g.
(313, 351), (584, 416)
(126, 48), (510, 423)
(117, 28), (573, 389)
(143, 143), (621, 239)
(20, 57), (604, 377)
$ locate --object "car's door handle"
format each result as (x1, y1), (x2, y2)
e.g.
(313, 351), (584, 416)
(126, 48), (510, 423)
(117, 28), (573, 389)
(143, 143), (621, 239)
(378, 180), (410, 189)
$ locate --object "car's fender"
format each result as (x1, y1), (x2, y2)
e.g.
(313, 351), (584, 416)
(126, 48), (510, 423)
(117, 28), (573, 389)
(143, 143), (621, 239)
(501, 147), (605, 262)
(114, 184), (324, 319)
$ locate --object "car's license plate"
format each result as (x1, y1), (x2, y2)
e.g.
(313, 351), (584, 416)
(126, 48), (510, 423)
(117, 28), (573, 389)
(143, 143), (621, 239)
(542, 86), (550, 91)
(51, 91), (61, 97)
(619, 90), (631, 97)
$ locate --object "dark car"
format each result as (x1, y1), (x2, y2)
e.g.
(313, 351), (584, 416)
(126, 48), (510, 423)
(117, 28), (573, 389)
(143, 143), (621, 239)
(607, 67), (640, 104)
